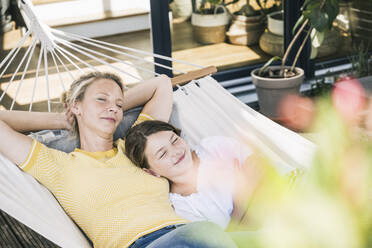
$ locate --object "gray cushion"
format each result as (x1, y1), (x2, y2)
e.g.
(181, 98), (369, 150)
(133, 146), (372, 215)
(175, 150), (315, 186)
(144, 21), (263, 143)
(30, 107), (143, 153)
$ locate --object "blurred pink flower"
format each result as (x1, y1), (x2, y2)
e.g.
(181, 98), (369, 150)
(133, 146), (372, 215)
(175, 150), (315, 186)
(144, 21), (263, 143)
(331, 76), (366, 124)
(278, 95), (315, 131)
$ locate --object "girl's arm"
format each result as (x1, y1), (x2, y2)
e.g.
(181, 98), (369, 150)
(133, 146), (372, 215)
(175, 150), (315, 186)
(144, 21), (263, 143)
(0, 110), (69, 165)
(229, 156), (263, 228)
(122, 74), (173, 122)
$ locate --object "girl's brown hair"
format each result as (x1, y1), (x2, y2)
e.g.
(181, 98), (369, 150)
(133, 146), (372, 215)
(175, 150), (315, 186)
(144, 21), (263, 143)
(125, 120), (181, 169)
(61, 72), (124, 137)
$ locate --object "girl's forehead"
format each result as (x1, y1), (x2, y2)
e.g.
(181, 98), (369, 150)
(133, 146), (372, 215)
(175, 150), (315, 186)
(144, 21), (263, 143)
(148, 131), (174, 140)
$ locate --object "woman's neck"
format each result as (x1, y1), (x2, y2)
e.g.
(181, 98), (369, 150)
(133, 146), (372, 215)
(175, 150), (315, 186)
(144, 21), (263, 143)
(79, 129), (114, 152)
(170, 151), (200, 196)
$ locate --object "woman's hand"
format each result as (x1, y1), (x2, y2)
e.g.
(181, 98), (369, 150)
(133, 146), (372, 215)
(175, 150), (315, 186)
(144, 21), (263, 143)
(63, 105), (74, 130)
(122, 75), (173, 122)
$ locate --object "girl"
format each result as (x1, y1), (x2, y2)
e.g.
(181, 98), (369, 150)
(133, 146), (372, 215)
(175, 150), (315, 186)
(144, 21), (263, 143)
(125, 120), (264, 230)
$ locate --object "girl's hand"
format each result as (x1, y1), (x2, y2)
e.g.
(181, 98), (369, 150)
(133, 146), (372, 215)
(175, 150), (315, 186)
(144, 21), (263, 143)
(234, 156), (263, 197)
(231, 156), (263, 225)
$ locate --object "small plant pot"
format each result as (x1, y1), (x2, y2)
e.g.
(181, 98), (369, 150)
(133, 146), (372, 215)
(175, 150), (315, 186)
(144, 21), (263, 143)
(170, 0), (192, 19)
(251, 66), (304, 119)
(267, 10), (284, 36)
(191, 10), (231, 44)
(226, 14), (265, 46)
(259, 30), (284, 56)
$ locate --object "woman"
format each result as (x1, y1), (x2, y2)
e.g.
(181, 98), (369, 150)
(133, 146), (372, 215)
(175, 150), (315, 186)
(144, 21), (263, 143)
(0, 72), (237, 248)
(125, 120), (264, 230)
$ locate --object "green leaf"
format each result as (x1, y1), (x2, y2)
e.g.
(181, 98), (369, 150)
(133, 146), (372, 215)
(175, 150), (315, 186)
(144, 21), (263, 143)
(301, 0), (313, 10)
(311, 28), (325, 48)
(258, 56), (281, 76)
(305, 1), (320, 11)
(324, 1), (339, 29)
(302, 10), (311, 19)
(309, 9), (329, 32)
(293, 15), (305, 35)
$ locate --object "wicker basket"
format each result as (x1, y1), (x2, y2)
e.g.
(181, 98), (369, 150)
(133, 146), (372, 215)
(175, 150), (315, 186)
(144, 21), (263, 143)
(191, 11), (231, 44)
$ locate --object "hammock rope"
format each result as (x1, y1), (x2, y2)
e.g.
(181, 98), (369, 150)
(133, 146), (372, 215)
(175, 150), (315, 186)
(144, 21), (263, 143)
(50, 29), (203, 71)
(0, 0), (213, 112)
(11, 38), (38, 110)
(29, 42), (44, 111)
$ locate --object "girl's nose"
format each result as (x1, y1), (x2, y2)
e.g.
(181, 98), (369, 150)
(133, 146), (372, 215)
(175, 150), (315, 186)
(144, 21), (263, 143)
(171, 149), (183, 159)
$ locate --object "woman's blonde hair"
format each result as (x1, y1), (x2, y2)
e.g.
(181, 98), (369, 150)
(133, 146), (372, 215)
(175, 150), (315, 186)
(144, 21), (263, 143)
(61, 72), (124, 137)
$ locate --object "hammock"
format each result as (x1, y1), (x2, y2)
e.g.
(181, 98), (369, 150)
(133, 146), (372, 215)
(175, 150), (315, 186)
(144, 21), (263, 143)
(0, 1), (316, 247)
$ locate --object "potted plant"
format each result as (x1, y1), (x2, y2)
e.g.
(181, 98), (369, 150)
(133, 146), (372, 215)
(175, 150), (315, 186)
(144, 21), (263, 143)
(191, 0), (238, 44)
(251, 0), (340, 119)
(226, 0), (265, 46)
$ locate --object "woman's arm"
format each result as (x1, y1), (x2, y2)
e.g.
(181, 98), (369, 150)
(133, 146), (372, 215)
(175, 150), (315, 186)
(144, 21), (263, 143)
(0, 110), (68, 132)
(122, 75), (173, 122)
(0, 110), (69, 165)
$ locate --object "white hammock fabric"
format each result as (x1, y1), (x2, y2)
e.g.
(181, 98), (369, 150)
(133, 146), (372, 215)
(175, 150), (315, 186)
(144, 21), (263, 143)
(0, 0), (316, 247)
(172, 77), (316, 175)
(0, 78), (316, 247)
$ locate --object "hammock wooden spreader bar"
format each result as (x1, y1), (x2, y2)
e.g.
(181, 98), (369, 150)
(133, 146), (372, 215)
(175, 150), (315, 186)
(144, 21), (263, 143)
(171, 66), (218, 87)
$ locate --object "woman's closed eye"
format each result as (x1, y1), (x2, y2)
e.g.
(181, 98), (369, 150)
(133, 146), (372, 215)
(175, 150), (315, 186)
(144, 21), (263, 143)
(116, 104), (123, 109)
(97, 97), (106, 102)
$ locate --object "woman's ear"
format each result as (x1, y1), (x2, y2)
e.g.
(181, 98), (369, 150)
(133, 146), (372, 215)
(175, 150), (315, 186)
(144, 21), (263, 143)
(143, 168), (160, 177)
(70, 102), (81, 116)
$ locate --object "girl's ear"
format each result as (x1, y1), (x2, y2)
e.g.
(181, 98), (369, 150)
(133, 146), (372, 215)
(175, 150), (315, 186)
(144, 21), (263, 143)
(143, 168), (160, 177)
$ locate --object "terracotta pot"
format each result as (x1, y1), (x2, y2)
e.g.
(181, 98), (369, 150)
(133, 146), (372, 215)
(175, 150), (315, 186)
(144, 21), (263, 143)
(251, 66), (304, 118)
(226, 14), (265, 46)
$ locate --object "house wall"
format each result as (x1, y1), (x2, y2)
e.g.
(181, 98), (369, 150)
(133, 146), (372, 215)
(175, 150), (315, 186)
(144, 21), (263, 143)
(31, 0), (151, 37)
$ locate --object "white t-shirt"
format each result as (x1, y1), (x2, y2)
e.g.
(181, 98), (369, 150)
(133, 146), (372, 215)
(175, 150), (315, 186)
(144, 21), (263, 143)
(169, 136), (252, 229)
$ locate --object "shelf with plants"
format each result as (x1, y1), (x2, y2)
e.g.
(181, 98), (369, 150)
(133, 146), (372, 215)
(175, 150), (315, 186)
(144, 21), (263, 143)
(170, 0), (281, 74)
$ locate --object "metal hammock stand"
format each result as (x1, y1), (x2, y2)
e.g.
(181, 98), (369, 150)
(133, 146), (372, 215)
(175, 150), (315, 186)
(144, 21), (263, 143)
(0, 0), (216, 112)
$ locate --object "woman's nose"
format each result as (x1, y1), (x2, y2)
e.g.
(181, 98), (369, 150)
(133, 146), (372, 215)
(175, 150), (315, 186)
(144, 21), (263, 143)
(108, 104), (120, 113)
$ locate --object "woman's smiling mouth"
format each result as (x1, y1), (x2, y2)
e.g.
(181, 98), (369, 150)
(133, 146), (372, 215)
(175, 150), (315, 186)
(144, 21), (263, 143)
(102, 117), (116, 122)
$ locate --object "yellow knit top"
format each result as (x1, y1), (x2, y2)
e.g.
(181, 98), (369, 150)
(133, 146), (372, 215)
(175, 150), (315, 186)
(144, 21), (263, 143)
(19, 115), (185, 247)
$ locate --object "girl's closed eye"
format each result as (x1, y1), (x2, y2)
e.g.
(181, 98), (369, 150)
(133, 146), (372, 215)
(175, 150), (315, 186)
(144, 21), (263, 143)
(159, 151), (167, 159)
(172, 137), (178, 144)
(116, 104), (123, 109)
(97, 97), (106, 102)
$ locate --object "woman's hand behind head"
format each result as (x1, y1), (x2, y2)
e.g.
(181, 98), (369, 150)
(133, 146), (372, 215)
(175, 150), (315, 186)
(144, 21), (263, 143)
(63, 105), (74, 131)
